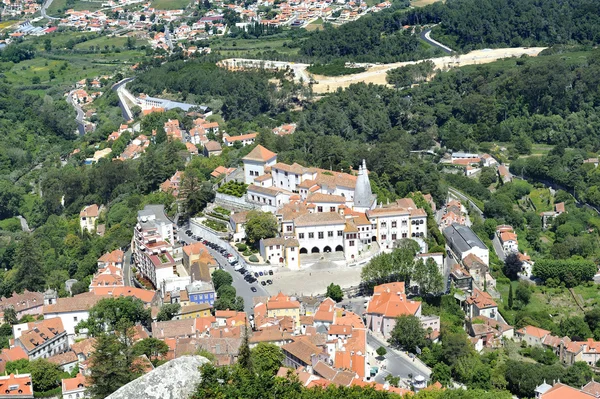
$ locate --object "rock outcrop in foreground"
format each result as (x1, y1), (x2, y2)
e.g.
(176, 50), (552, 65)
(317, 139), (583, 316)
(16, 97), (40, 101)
(107, 355), (209, 399)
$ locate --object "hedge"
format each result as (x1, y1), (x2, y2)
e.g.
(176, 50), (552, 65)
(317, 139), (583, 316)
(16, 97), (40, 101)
(533, 259), (596, 287)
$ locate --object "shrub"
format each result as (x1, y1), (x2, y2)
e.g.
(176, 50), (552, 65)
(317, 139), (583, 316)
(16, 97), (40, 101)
(236, 243), (247, 251)
(248, 255), (259, 263)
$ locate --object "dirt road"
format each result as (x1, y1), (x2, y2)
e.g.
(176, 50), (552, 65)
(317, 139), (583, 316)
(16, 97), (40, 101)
(310, 47), (546, 93)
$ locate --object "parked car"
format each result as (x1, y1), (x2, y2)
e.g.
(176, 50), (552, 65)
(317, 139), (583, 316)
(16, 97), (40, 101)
(259, 271), (264, 276)
(254, 272), (259, 278)
(261, 281), (267, 286)
(230, 260), (239, 266)
(268, 270), (273, 275)
(266, 279), (273, 285)
(251, 287), (257, 292)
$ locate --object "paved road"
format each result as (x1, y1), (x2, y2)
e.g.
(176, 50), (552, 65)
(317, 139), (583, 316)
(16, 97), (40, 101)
(112, 78), (135, 121)
(491, 236), (506, 261)
(420, 27), (453, 54)
(368, 333), (431, 382)
(66, 90), (86, 136)
(124, 247), (133, 287)
(177, 226), (268, 314)
(40, 0), (59, 20)
(448, 187), (483, 217)
(16, 215), (31, 233)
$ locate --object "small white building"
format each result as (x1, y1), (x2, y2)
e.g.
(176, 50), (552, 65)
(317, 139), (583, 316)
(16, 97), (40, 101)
(259, 237), (300, 269)
(223, 132), (257, 147)
(242, 145), (278, 184)
(79, 204), (99, 233)
(43, 292), (106, 344)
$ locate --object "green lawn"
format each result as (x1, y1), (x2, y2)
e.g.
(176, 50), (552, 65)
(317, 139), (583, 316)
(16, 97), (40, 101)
(46, 0), (104, 15)
(210, 36), (300, 57)
(150, 0), (191, 10)
(496, 281), (600, 325)
(74, 35), (129, 50)
(529, 188), (554, 212)
(0, 45), (144, 88)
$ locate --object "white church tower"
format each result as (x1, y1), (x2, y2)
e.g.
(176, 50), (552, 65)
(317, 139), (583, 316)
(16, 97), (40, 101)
(353, 159), (377, 212)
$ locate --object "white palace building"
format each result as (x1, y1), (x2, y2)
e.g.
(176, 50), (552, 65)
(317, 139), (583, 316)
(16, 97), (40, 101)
(231, 145), (428, 269)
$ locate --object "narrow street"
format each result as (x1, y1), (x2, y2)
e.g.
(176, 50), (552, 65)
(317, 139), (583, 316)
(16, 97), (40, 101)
(367, 333), (431, 382)
(177, 226), (268, 314)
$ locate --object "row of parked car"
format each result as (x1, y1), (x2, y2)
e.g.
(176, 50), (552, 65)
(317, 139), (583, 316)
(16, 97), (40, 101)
(184, 229), (239, 266)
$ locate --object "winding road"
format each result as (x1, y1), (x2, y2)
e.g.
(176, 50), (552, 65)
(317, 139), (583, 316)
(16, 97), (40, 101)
(420, 27), (453, 54)
(66, 90), (86, 136)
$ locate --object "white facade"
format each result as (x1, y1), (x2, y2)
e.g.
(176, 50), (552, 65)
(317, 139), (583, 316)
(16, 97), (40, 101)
(243, 155), (277, 185)
(295, 223), (346, 254)
(44, 311), (90, 344)
(367, 210), (427, 250)
(247, 186), (291, 213)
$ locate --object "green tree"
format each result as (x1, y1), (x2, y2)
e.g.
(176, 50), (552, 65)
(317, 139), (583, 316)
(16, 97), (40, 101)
(250, 343), (284, 376)
(78, 297), (151, 336)
(30, 359), (62, 392)
(326, 283), (343, 302)
(238, 326), (252, 371)
(441, 332), (474, 367)
(211, 269), (233, 291)
(388, 315), (426, 353)
(431, 362), (452, 386)
(14, 235), (45, 292)
(156, 303), (181, 322)
(515, 282), (531, 305)
(3, 307), (17, 325)
(6, 359), (30, 375)
(561, 316), (593, 340)
(503, 253), (523, 281)
(244, 211), (278, 246)
(132, 337), (169, 364)
(479, 167), (498, 187)
(508, 283), (514, 310)
(88, 331), (136, 399)
(43, 38), (52, 52)
(376, 346), (387, 357)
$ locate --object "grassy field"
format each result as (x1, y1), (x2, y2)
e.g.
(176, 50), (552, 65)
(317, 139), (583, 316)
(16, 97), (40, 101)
(529, 188), (554, 212)
(210, 36), (300, 57)
(46, 0), (104, 15)
(305, 18), (324, 32)
(496, 281), (600, 324)
(150, 0), (191, 10)
(411, 0), (443, 6)
(73, 35), (129, 50)
(0, 21), (18, 30)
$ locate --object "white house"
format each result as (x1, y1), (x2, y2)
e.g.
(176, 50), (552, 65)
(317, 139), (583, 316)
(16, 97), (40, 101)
(242, 145), (278, 184)
(223, 132), (257, 147)
(43, 292), (106, 344)
(464, 289), (498, 320)
(79, 204), (99, 233)
(443, 223), (489, 265)
(366, 198), (428, 251)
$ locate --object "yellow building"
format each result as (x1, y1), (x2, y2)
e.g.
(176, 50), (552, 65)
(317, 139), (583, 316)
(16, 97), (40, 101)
(266, 292), (301, 327)
(178, 303), (212, 319)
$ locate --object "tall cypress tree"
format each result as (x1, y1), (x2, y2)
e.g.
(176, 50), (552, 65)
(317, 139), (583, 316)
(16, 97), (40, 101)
(508, 283), (514, 309)
(238, 325), (252, 372)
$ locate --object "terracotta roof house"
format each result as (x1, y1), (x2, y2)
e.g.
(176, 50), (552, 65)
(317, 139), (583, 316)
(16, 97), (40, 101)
(62, 373), (89, 399)
(365, 282), (421, 338)
(0, 291), (45, 319)
(14, 318), (68, 361)
(464, 289), (498, 320)
(0, 374), (33, 398)
(281, 337), (328, 369)
(516, 325), (551, 347)
(97, 249), (124, 268)
(203, 140), (222, 157)
(0, 347), (27, 374)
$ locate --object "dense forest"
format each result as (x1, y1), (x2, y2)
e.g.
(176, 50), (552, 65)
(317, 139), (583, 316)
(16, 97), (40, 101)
(129, 60), (307, 121)
(298, 0), (600, 62)
(410, 0), (600, 51)
(298, 2), (443, 63)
